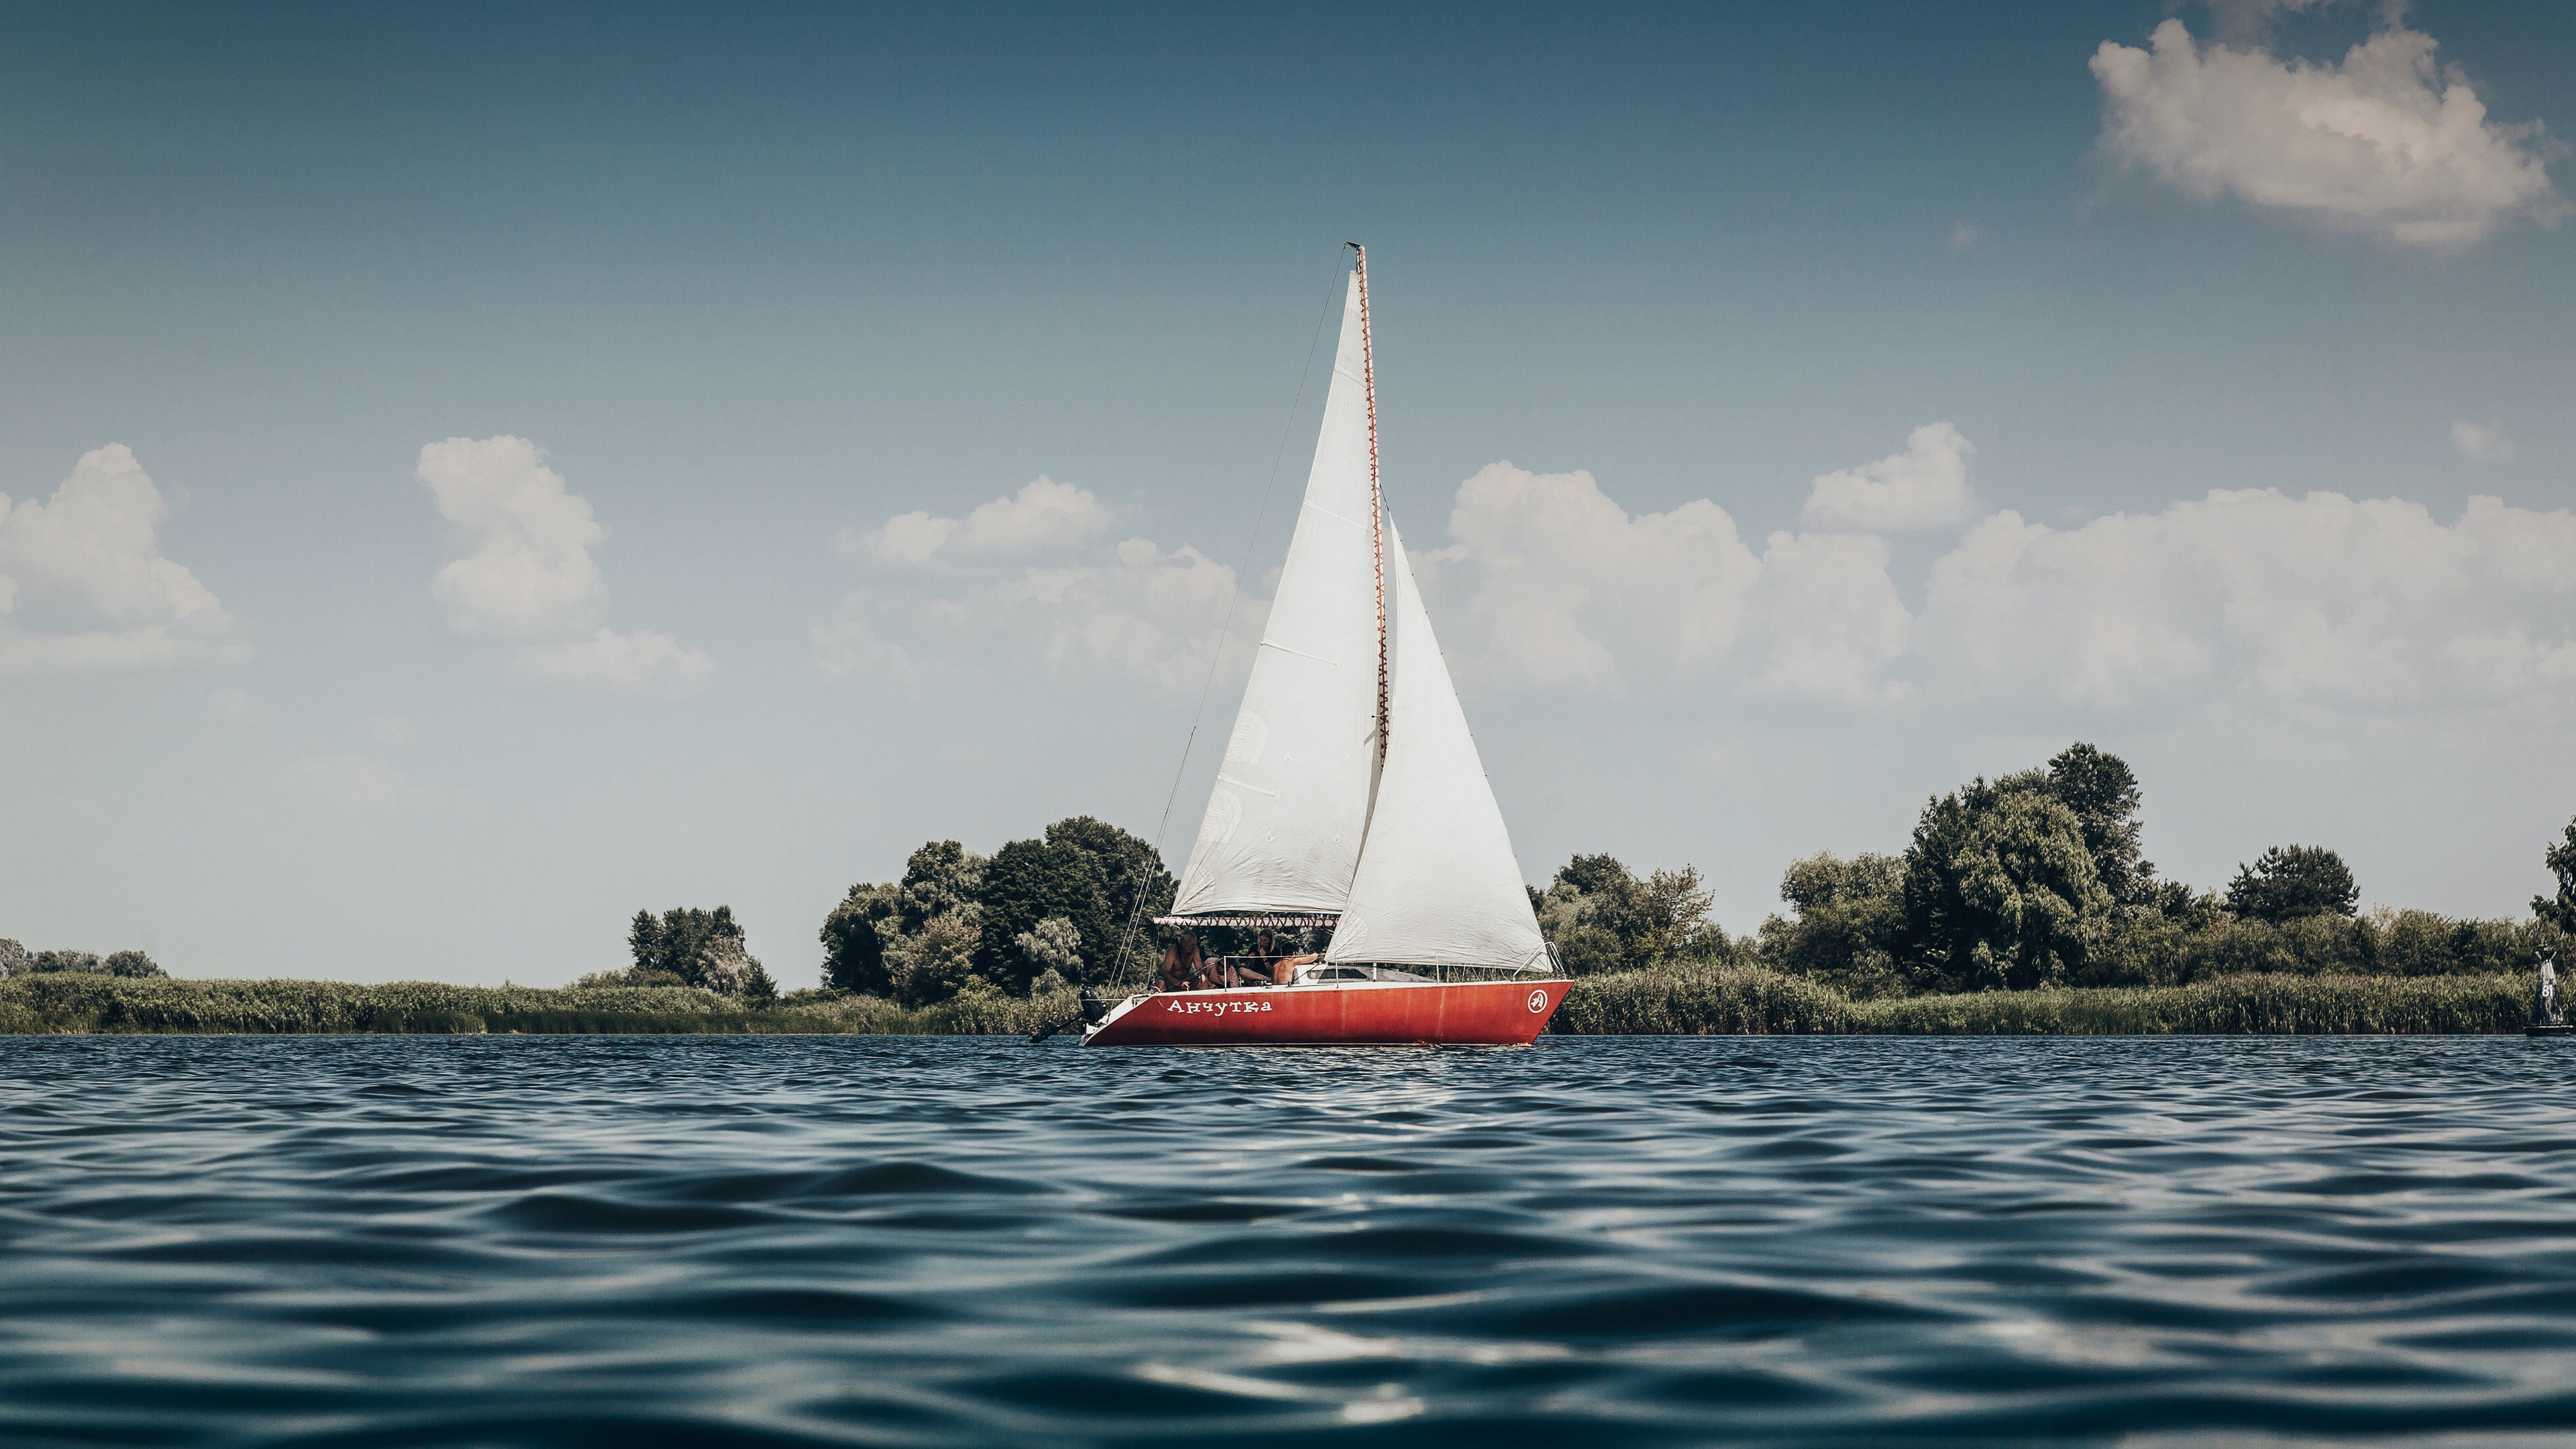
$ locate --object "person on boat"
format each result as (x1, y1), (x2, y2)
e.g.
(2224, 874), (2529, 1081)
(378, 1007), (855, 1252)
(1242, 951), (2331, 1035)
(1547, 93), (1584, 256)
(1243, 928), (1320, 986)
(1157, 935), (1210, 993)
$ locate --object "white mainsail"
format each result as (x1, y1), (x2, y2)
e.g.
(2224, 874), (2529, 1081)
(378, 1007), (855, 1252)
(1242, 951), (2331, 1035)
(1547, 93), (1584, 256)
(1325, 521), (1550, 972)
(1168, 272), (1383, 916)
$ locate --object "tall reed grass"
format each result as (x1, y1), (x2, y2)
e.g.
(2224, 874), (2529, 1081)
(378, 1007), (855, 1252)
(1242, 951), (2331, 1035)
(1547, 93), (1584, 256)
(0, 969), (2534, 1036)
(0, 975), (845, 1035)
(792, 986), (1086, 1035)
(1553, 963), (1855, 1035)
(1554, 963), (2532, 1035)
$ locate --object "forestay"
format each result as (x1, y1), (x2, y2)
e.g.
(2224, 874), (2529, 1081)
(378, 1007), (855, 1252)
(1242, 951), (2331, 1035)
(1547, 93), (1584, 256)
(1326, 523), (1549, 972)
(1169, 273), (1383, 916)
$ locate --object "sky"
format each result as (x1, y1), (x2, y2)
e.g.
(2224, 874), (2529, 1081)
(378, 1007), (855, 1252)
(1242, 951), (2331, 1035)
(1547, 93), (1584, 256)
(3, 0), (2572, 984)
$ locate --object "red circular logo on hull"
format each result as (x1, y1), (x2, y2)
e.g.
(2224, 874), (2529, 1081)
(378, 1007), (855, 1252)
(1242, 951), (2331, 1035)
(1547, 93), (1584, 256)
(1527, 989), (1547, 1012)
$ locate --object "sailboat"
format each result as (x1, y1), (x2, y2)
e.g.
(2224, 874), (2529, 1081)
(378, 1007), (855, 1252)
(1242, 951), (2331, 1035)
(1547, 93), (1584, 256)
(1083, 246), (1570, 1047)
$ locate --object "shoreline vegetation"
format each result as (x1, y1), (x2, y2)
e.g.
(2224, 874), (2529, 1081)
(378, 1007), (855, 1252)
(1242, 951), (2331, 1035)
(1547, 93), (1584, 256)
(0, 965), (2542, 1037)
(7, 741), (2567, 1038)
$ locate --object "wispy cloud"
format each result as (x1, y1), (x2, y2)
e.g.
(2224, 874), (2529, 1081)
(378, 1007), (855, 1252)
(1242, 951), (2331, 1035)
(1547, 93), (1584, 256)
(2449, 418), (2515, 462)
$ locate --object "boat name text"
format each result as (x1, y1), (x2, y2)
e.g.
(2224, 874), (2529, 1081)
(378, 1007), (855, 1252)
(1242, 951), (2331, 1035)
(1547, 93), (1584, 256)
(1164, 999), (1276, 1016)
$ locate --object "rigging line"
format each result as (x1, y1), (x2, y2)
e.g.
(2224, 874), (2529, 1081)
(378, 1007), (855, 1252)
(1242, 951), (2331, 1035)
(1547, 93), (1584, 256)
(1350, 241), (1388, 768)
(1105, 248), (1350, 996)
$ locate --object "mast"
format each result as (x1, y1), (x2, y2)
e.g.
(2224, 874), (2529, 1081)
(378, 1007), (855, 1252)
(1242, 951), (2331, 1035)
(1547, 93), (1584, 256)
(1349, 242), (1388, 766)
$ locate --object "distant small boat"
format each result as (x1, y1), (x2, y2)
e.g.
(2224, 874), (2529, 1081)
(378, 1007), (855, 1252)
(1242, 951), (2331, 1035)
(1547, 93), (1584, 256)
(1084, 248), (1567, 1047)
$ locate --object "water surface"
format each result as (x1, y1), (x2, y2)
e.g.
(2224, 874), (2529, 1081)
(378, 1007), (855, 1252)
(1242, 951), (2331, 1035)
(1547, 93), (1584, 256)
(3, 1034), (2573, 1446)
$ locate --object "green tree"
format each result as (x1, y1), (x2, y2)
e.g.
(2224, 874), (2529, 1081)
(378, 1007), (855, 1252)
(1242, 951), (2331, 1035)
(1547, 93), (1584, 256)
(1533, 854), (1730, 973)
(823, 826), (1165, 1004)
(819, 882), (901, 995)
(1759, 851), (1909, 998)
(695, 932), (777, 1000)
(103, 951), (166, 979)
(629, 906), (763, 991)
(1632, 867), (1720, 962)
(1901, 773), (2114, 991)
(1042, 816), (1176, 977)
(1016, 915), (1084, 994)
(2534, 816), (2576, 936)
(818, 839), (991, 1001)
(894, 841), (985, 934)
(1532, 887), (1623, 975)
(2045, 743), (2149, 905)
(976, 837), (1114, 993)
(0, 940), (25, 978)
(890, 907), (985, 1006)
(2224, 845), (2358, 924)
(1533, 855), (1640, 975)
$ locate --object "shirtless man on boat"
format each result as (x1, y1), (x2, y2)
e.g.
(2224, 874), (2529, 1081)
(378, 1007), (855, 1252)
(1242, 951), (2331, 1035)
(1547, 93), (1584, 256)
(1226, 928), (1318, 987)
(1156, 930), (1318, 991)
(1157, 936), (1210, 992)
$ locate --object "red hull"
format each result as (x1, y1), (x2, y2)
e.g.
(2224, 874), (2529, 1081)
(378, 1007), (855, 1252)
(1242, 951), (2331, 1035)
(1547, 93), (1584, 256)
(1083, 979), (1570, 1047)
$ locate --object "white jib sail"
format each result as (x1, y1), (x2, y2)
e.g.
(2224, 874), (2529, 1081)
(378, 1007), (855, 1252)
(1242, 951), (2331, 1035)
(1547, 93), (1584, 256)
(1326, 521), (1549, 971)
(1169, 270), (1383, 916)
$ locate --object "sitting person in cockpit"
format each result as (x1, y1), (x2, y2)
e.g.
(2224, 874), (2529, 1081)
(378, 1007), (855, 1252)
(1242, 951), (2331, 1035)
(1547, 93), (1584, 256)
(1239, 928), (1320, 986)
(1157, 935), (1210, 993)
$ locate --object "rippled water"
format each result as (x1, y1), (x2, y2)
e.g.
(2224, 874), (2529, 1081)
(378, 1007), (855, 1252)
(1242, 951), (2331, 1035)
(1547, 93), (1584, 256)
(5, 1036), (2575, 1446)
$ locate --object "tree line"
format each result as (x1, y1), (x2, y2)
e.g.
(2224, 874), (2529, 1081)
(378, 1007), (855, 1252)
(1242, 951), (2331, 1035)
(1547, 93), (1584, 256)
(614, 743), (2572, 1008)
(0, 941), (166, 979)
(815, 816), (1181, 1006)
(594, 818), (1181, 1008)
(1745, 743), (2574, 998)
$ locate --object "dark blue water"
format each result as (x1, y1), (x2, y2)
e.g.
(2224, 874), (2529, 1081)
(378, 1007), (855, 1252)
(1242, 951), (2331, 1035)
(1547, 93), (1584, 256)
(4, 1036), (2573, 1446)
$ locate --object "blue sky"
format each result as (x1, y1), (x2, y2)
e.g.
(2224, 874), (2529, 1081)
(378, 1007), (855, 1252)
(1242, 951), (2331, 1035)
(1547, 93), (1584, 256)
(4, 1), (2572, 983)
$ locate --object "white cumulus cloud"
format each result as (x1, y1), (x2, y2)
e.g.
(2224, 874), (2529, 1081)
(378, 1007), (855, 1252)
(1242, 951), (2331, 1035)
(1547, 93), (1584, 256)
(2449, 418), (2515, 462)
(1430, 462), (1760, 694)
(834, 476), (1116, 571)
(1913, 490), (2576, 708)
(419, 436), (607, 639)
(2090, 18), (2567, 248)
(1005, 538), (1247, 690)
(1425, 458), (1921, 704)
(417, 437), (712, 696)
(819, 478), (1249, 690)
(1800, 423), (1982, 532)
(1418, 440), (2575, 716)
(1743, 531), (1915, 704)
(837, 441), (2576, 724)
(0, 444), (244, 674)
